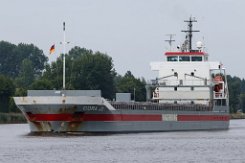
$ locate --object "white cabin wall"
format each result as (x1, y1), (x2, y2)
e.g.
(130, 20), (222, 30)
(158, 62), (210, 81)
(150, 61), (221, 105)
(158, 87), (210, 105)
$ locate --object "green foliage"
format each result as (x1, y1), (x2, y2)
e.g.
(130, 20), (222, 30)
(15, 88), (27, 96)
(8, 98), (20, 113)
(239, 94), (245, 113)
(240, 79), (245, 93)
(17, 43), (47, 75)
(0, 41), (17, 77)
(227, 75), (241, 113)
(0, 75), (15, 97)
(116, 71), (146, 101)
(0, 41), (47, 113)
(0, 75), (15, 112)
(15, 59), (35, 89)
(44, 58), (63, 89)
(30, 79), (53, 90)
(0, 113), (26, 123)
(0, 41), (48, 78)
(42, 46), (116, 99)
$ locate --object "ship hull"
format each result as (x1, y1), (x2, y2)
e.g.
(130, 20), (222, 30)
(14, 96), (229, 133)
(26, 118), (229, 133)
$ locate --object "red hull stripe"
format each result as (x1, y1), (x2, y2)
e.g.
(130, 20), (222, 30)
(26, 113), (162, 122)
(26, 113), (229, 122)
(178, 115), (230, 121)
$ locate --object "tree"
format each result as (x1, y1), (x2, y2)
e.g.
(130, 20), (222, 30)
(116, 71), (146, 101)
(42, 47), (116, 99)
(15, 43), (48, 77)
(239, 94), (245, 113)
(15, 59), (35, 89)
(0, 41), (48, 78)
(30, 79), (53, 90)
(0, 75), (15, 112)
(0, 41), (17, 77)
(69, 51), (116, 99)
(42, 58), (63, 89)
(240, 79), (245, 93)
(227, 75), (241, 113)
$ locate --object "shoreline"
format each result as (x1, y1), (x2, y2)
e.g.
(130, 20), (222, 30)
(0, 113), (26, 124)
(230, 113), (245, 119)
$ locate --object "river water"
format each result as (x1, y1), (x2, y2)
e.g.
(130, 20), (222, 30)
(0, 120), (245, 163)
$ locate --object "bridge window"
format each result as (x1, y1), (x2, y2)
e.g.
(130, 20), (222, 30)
(167, 56), (178, 62)
(179, 56), (190, 62)
(191, 56), (203, 62)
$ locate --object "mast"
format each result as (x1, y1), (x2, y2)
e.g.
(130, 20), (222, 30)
(62, 22), (66, 90)
(165, 34), (175, 51)
(181, 17), (199, 52)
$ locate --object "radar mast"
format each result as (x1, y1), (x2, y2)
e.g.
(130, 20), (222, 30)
(181, 17), (199, 52)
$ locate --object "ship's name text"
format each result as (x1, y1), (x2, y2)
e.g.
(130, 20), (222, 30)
(82, 106), (104, 111)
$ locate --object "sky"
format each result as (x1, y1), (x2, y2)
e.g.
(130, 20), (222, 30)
(0, 0), (245, 80)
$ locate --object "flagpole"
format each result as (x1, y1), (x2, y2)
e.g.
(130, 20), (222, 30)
(63, 22), (66, 90)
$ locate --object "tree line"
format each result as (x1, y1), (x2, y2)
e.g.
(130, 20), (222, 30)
(0, 41), (146, 113)
(0, 40), (244, 113)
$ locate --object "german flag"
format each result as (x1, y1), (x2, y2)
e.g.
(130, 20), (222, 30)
(49, 44), (55, 54)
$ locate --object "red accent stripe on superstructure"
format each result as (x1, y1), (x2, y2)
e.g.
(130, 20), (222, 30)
(177, 115), (230, 121)
(26, 113), (230, 122)
(165, 52), (205, 56)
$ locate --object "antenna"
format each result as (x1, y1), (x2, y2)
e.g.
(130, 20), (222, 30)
(181, 17), (199, 52)
(165, 34), (175, 51)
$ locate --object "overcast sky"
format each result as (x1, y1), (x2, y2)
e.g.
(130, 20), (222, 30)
(0, 0), (244, 80)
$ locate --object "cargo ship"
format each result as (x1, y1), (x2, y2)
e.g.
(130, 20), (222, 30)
(14, 17), (230, 133)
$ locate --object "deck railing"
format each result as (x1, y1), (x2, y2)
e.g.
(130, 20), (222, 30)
(110, 102), (212, 111)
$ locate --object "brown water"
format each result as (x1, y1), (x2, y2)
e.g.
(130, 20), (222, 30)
(0, 120), (245, 163)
